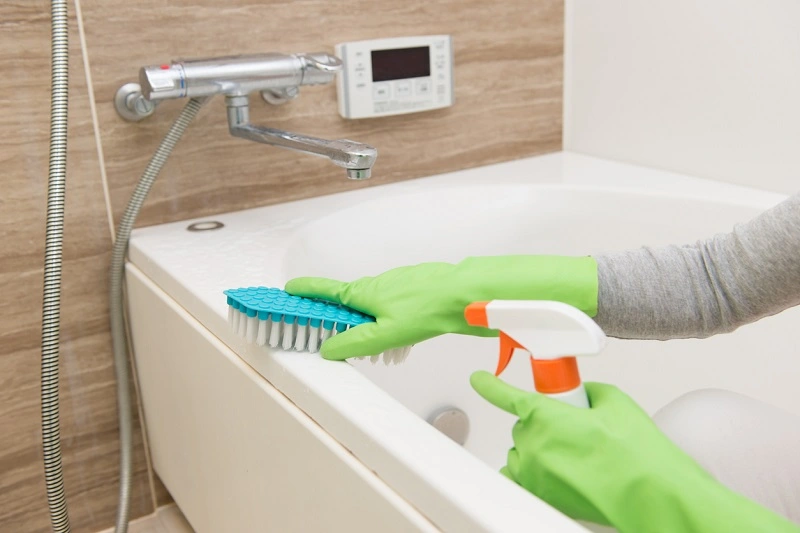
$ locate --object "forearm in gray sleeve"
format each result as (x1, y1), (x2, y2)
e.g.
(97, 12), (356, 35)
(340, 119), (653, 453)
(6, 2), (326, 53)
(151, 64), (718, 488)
(593, 192), (800, 340)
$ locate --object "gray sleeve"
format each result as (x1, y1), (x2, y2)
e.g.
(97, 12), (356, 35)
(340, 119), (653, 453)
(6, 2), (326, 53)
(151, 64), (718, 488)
(593, 192), (800, 340)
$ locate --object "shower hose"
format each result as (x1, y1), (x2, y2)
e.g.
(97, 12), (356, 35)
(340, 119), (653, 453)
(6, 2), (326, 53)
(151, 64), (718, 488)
(41, 1), (70, 530)
(41, 2), (209, 531)
(107, 96), (208, 532)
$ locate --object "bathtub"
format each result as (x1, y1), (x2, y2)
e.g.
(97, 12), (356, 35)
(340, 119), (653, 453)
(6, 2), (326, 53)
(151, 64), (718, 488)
(125, 151), (799, 532)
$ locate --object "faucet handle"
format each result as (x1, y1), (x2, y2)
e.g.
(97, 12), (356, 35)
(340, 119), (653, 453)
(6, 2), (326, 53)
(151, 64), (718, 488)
(259, 52), (343, 105)
(299, 53), (343, 73)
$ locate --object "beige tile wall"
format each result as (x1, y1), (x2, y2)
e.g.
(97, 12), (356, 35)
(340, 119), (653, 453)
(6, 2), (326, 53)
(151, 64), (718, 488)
(1, 0), (563, 531)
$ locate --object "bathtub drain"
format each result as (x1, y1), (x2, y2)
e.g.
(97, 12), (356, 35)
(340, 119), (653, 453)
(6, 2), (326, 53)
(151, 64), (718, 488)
(187, 220), (224, 232)
(428, 407), (470, 446)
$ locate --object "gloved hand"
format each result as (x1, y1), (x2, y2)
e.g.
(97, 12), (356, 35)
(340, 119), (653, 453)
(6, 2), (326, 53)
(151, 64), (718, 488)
(470, 371), (800, 533)
(284, 255), (598, 359)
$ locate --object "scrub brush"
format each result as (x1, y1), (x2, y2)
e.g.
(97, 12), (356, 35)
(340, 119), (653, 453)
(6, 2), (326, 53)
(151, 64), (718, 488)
(223, 286), (412, 365)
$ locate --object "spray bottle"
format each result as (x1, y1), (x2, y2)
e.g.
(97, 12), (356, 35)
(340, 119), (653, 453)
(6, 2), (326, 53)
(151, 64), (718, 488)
(464, 300), (607, 408)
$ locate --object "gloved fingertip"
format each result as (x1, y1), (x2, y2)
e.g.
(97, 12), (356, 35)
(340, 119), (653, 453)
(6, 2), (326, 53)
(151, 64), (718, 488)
(469, 371), (529, 416)
(283, 277), (311, 292)
(284, 277), (344, 300)
(318, 349), (349, 361)
(469, 370), (495, 388)
(318, 338), (359, 361)
(317, 323), (388, 360)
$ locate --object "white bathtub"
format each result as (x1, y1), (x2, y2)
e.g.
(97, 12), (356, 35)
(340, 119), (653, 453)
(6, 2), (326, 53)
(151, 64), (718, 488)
(125, 151), (799, 532)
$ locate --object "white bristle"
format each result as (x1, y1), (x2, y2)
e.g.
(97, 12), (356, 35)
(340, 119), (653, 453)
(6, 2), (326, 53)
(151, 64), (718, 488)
(228, 304), (414, 363)
(388, 346), (412, 365)
(282, 322), (296, 350)
(256, 319), (268, 346)
(231, 308), (240, 333)
(269, 320), (282, 348)
(356, 346), (414, 366)
(237, 311), (248, 337)
(294, 324), (308, 351)
(246, 316), (258, 343)
(308, 327), (320, 352)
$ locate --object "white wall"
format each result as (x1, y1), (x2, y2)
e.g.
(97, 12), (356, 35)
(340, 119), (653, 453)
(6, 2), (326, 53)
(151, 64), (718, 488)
(564, 0), (800, 195)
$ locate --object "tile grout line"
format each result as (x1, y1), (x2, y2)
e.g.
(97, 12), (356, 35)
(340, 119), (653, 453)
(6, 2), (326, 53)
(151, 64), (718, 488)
(74, 0), (161, 516)
(74, 0), (116, 242)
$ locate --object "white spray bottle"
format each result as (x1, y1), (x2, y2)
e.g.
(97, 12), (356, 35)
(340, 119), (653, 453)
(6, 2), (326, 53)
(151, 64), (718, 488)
(465, 300), (607, 408)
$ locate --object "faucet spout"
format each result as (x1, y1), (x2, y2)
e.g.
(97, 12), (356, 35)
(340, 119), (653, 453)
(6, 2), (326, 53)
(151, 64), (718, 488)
(226, 96), (377, 179)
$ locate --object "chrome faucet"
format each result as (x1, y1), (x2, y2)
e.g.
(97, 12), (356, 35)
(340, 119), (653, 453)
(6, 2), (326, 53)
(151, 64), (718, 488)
(114, 52), (377, 179)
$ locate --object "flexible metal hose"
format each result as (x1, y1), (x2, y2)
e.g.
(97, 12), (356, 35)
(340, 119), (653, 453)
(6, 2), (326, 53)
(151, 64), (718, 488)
(109, 95), (209, 533)
(41, 0), (70, 531)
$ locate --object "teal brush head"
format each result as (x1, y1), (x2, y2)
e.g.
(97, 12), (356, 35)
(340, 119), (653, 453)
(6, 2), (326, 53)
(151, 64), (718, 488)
(223, 286), (411, 364)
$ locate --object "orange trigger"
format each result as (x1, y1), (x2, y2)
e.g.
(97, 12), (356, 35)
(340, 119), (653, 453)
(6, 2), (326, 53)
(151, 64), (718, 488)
(495, 332), (526, 376)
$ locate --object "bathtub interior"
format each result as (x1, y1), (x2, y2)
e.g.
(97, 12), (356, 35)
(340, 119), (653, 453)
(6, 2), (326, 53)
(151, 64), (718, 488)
(280, 183), (800, 471)
(124, 154), (799, 532)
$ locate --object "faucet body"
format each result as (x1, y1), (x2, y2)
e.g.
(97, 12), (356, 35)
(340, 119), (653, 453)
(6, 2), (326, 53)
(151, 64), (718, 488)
(138, 52), (340, 101)
(115, 52), (377, 179)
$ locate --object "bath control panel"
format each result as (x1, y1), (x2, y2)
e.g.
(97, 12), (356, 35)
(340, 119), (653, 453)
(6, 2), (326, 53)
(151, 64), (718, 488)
(335, 35), (454, 119)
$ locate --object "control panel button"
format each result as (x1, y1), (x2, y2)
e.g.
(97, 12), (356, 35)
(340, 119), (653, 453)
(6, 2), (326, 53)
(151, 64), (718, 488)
(395, 81), (411, 97)
(373, 82), (391, 101)
(415, 78), (431, 96)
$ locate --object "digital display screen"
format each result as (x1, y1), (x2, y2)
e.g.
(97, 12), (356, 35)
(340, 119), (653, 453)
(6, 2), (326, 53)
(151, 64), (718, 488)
(371, 46), (431, 82)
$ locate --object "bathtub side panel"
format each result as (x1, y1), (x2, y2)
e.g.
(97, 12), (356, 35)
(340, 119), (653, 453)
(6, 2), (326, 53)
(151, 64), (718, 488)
(125, 265), (438, 533)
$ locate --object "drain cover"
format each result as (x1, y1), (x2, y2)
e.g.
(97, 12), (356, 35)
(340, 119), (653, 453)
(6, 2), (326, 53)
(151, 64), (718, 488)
(187, 220), (224, 232)
(428, 407), (470, 446)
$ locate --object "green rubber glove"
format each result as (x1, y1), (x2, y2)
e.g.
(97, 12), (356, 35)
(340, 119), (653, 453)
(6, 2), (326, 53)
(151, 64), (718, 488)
(284, 255), (598, 359)
(470, 371), (800, 533)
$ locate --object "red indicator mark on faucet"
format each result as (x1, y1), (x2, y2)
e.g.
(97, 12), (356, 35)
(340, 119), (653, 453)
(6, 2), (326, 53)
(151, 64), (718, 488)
(160, 64), (170, 70)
